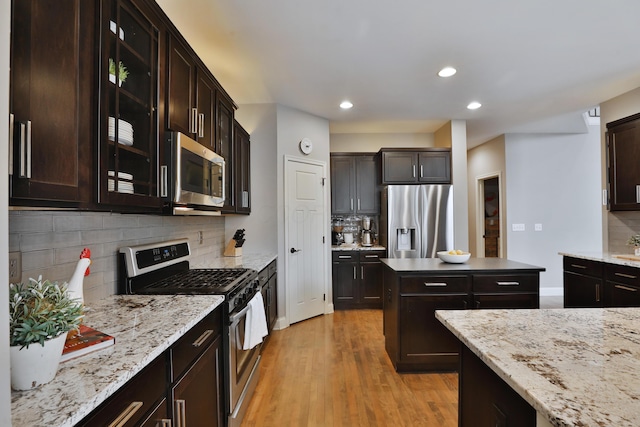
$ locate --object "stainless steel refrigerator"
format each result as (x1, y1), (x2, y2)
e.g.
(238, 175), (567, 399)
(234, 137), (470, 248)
(380, 185), (453, 258)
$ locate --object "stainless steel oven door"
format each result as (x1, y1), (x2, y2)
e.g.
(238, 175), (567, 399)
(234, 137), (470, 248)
(228, 301), (261, 427)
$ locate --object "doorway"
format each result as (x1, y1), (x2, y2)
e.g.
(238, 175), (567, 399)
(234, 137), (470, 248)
(284, 155), (328, 325)
(477, 174), (503, 258)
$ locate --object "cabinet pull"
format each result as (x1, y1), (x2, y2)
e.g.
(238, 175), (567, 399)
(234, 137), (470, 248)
(412, 165), (416, 178)
(357, 198), (361, 210)
(8, 113), (14, 176)
(350, 198), (353, 210)
(615, 284), (638, 292)
(158, 420), (172, 427)
(364, 255), (379, 258)
(192, 329), (214, 347)
(175, 400), (186, 427)
(18, 121), (32, 178)
(25, 121), (31, 179)
(190, 108), (198, 134)
(497, 281), (520, 286)
(338, 255), (351, 259)
(475, 300), (480, 308)
(614, 272), (637, 280)
(353, 266), (357, 280)
(570, 264), (587, 269)
(198, 113), (205, 138)
(361, 266), (364, 279)
(424, 282), (447, 287)
(107, 401), (143, 427)
(596, 283), (600, 302)
(160, 165), (168, 197)
(636, 185), (640, 204)
(420, 165), (423, 178)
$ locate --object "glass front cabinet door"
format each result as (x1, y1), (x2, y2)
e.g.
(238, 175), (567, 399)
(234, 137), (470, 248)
(99, 0), (163, 209)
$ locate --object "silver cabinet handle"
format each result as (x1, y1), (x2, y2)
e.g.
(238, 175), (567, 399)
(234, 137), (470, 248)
(615, 272), (637, 280)
(424, 282), (447, 287)
(198, 113), (204, 138)
(357, 199), (361, 210)
(615, 284), (638, 292)
(353, 266), (356, 280)
(570, 264), (587, 269)
(361, 266), (364, 279)
(25, 121), (31, 179)
(160, 165), (168, 197)
(412, 165), (416, 178)
(596, 283), (600, 302)
(158, 420), (172, 427)
(338, 255), (351, 259)
(8, 113), (14, 176)
(364, 255), (379, 258)
(108, 401), (143, 427)
(497, 281), (520, 286)
(350, 198), (353, 210)
(192, 329), (214, 347)
(636, 185), (640, 204)
(190, 108), (198, 134)
(175, 400), (186, 427)
(420, 165), (424, 178)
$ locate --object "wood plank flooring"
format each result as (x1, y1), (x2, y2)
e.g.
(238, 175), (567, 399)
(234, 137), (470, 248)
(241, 310), (458, 427)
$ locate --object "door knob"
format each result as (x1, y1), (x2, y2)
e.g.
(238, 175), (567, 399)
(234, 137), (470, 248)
(290, 248), (301, 253)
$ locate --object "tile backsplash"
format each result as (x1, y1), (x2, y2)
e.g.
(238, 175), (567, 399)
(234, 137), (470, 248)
(9, 211), (225, 304)
(609, 211), (640, 254)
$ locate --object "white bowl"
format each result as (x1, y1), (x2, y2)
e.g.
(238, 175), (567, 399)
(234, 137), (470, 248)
(437, 251), (471, 264)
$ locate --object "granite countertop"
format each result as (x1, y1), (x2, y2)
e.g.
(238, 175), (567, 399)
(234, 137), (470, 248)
(559, 251), (640, 268)
(331, 244), (386, 251)
(190, 252), (277, 271)
(381, 257), (545, 272)
(11, 294), (225, 427)
(436, 308), (640, 427)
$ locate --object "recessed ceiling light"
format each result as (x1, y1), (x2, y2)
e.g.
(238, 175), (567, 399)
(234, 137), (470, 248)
(438, 67), (457, 77)
(467, 101), (482, 110)
(340, 101), (353, 109)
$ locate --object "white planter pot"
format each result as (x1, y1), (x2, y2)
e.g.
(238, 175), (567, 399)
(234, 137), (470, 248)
(10, 332), (68, 391)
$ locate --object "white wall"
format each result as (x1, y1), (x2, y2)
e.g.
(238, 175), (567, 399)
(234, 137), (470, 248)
(505, 125), (602, 294)
(1, 0), (11, 420)
(330, 132), (433, 152)
(226, 104), (278, 255)
(276, 105), (331, 328)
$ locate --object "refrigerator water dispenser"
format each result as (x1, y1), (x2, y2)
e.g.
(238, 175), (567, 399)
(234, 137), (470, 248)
(396, 228), (415, 251)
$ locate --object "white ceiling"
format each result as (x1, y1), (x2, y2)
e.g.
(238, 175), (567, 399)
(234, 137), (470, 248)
(156, 0), (640, 148)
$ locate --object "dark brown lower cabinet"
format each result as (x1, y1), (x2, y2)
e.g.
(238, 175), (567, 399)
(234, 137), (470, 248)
(171, 335), (223, 427)
(563, 256), (604, 308)
(332, 250), (385, 309)
(459, 345), (535, 427)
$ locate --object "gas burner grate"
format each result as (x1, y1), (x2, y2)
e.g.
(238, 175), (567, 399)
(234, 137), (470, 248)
(145, 268), (254, 292)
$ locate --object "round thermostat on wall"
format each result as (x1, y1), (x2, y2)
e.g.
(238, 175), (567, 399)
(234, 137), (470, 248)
(299, 138), (313, 155)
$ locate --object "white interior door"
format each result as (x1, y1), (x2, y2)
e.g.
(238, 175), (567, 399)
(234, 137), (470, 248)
(285, 156), (327, 324)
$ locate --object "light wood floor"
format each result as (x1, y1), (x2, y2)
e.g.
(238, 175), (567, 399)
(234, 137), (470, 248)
(241, 310), (458, 427)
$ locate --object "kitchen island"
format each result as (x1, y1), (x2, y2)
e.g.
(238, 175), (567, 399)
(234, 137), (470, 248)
(11, 294), (224, 427)
(381, 257), (544, 371)
(437, 307), (640, 427)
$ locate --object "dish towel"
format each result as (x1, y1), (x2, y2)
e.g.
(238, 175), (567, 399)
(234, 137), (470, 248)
(243, 292), (269, 350)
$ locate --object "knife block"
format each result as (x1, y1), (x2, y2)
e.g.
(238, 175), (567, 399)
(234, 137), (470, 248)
(224, 239), (243, 257)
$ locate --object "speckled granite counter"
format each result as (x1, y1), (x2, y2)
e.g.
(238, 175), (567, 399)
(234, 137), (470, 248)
(559, 251), (640, 268)
(382, 257), (545, 272)
(11, 294), (224, 427)
(331, 244), (385, 251)
(437, 308), (640, 427)
(191, 252), (277, 272)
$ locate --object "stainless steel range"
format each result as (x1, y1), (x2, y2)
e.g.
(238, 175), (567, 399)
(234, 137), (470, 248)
(118, 238), (262, 427)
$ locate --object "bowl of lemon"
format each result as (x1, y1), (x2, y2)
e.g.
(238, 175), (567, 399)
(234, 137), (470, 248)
(437, 249), (471, 264)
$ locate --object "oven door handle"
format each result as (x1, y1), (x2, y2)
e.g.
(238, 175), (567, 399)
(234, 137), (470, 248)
(229, 301), (252, 323)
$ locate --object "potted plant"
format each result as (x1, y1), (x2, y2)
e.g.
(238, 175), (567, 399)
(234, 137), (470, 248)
(628, 235), (640, 256)
(108, 58), (129, 87)
(9, 276), (84, 390)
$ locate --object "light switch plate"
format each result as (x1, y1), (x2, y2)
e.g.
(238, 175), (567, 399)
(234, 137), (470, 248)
(512, 224), (525, 232)
(9, 251), (21, 284)
(534, 223), (543, 231)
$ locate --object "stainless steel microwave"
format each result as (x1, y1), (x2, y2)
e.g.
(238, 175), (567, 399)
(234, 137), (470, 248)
(162, 132), (225, 215)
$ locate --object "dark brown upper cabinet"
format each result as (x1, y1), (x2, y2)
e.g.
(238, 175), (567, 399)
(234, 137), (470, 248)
(9, 0), (95, 205)
(97, 0), (164, 210)
(331, 153), (380, 215)
(234, 120), (251, 214)
(379, 148), (451, 184)
(607, 113), (640, 211)
(218, 96), (235, 212)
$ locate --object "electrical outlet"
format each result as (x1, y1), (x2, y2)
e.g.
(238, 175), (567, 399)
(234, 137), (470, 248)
(198, 231), (204, 245)
(9, 252), (22, 284)
(512, 223), (525, 232)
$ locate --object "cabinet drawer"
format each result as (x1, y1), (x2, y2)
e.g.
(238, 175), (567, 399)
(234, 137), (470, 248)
(400, 275), (470, 294)
(333, 251), (357, 262)
(473, 274), (538, 293)
(605, 263), (640, 286)
(257, 268), (269, 286)
(359, 251), (385, 262)
(170, 308), (222, 381)
(563, 257), (603, 277)
(268, 260), (277, 277)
